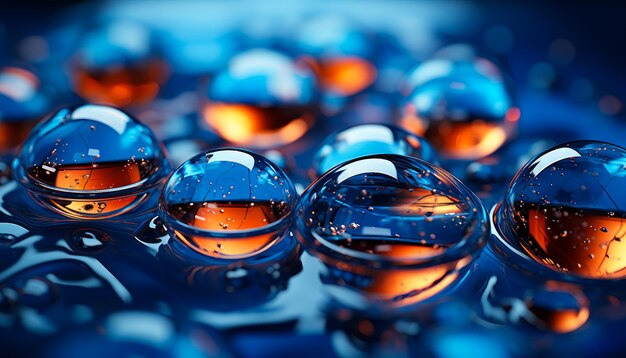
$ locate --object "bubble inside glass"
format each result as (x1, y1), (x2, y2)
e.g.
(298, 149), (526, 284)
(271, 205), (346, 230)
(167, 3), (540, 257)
(313, 124), (437, 177)
(400, 56), (519, 160)
(203, 49), (317, 149)
(495, 141), (626, 279)
(160, 148), (297, 259)
(296, 154), (489, 307)
(13, 104), (169, 218)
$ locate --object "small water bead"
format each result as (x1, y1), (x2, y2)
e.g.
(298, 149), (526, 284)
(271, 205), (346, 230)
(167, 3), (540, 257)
(13, 104), (169, 219)
(295, 155), (489, 307)
(160, 148), (297, 259)
(0, 67), (50, 153)
(71, 21), (169, 107)
(313, 124), (437, 177)
(495, 141), (626, 279)
(400, 54), (519, 160)
(202, 49), (317, 149)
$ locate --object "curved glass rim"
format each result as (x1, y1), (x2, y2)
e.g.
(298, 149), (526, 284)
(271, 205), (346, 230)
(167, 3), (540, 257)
(295, 153), (489, 268)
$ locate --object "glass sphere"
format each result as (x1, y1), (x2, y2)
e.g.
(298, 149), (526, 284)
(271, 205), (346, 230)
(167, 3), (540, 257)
(160, 148), (297, 259)
(313, 124), (437, 177)
(0, 67), (49, 153)
(400, 56), (519, 160)
(495, 141), (626, 279)
(295, 154), (488, 307)
(13, 104), (169, 219)
(294, 14), (376, 96)
(202, 49), (317, 149)
(71, 21), (169, 107)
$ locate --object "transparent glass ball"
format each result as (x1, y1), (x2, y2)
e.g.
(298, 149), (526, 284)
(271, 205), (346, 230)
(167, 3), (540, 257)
(160, 148), (297, 259)
(296, 154), (489, 307)
(71, 21), (169, 107)
(294, 14), (376, 96)
(400, 56), (519, 160)
(495, 141), (626, 279)
(313, 124), (437, 177)
(202, 49), (317, 149)
(13, 104), (169, 219)
(0, 67), (50, 153)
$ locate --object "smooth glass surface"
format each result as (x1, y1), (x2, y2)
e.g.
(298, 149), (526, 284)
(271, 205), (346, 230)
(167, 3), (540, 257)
(160, 148), (297, 259)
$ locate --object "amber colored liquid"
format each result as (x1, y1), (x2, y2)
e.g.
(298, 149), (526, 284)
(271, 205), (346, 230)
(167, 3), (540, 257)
(527, 281), (589, 333)
(528, 303), (589, 333)
(516, 205), (626, 278)
(203, 103), (314, 148)
(400, 103), (518, 160)
(170, 201), (288, 258)
(0, 121), (37, 153)
(308, 56), (377, 96)
(73, 60), (167, 107)
(326, 238), (465, 306)
(28, 160), (155, 217)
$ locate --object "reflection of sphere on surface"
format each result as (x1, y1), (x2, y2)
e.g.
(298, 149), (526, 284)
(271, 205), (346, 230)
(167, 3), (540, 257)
(0, 67), (49, 153)
(14, 104), (169, 219)
(202, 49), (317, 149)
(71, 22), (169, 107)
(527, 281), (589, 333)
(496, 141), (626, 279)
(296, 154), (488, 307)
(160, 148), (297, 259)
(400, 55), (518, 160)
(295, 15), (377, 96)
(313, 124), (437, 177)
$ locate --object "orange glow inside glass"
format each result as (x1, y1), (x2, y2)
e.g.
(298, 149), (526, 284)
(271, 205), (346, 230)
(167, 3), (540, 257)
(325, 242), (468, 306)
(73, 60), (167, 107)
(174, 201), (284, 258)
(311, 56), (377, 96)
(203, 103), (314, 148)
(524, 207), (626, 278)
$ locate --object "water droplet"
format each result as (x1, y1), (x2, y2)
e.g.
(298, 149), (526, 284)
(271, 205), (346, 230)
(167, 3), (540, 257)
(399, 52), (517, 160)
(202, 49), (317, 149)
(161, 149), (296, 259)
(14, 104), (170, 219)
(495, 141), (626, 279)
(295, 154), (488, 307)
(313, 124), (437, 176)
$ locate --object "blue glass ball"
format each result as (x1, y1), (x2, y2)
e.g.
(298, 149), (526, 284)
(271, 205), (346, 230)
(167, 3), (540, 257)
(496, 141), (626, 279)
(160, 148), (297, 259)
(313, 124), (437, 177)
(13, 104), (169, 218)
(296, 154), (488, 306)
(400, 56), (518, 160)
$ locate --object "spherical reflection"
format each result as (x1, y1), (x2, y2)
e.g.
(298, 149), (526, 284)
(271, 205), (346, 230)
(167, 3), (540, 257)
(13, 104), (169, 219)
(400, 55), (518, 160)
(313, 124), (437, 177)
(296, 155), (488, 307)
(71, 22), (169, 107)
(160, 148), (297, 259)
(202, 49), (317, 149)
(496, 141), (626, 279)
(0, 67), (49, 153)
(527, 281), (589, 333)
(295, 14), (376, 96)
